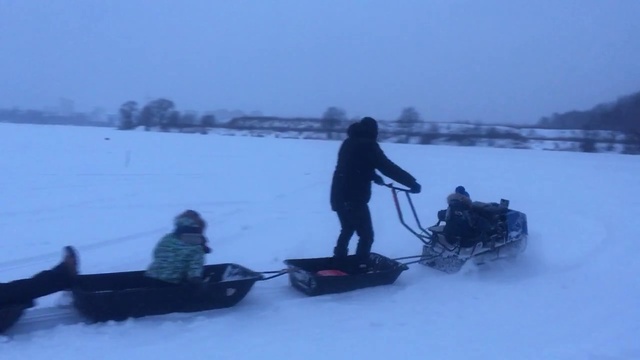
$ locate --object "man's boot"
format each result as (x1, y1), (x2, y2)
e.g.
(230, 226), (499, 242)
(333, 246), (348, 258)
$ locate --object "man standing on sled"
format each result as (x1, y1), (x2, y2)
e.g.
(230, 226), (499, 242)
(330, 117), (421, 267)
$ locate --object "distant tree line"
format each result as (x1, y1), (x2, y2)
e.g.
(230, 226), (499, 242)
(319, 105), (424, 138)
(115, 96), (638, 154)
(118, 98), (216, 131)
(0, 108), (110, 127)
(536, 90), (640, 153)
(538, 90), (640, 134)
(118, 99), (427, 138)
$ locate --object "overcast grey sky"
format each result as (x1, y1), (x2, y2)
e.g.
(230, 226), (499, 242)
(1, 1), (639, 124)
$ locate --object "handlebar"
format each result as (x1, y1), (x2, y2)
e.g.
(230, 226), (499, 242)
(382, 183), (413, 192)
(383, 183), (432, 246)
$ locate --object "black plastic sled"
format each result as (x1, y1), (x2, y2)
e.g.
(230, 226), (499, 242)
(72, 263), (263, 322)
(388, 185), (528, 274)
(0, 301), (33, 334)
(283, 253), (408, 296)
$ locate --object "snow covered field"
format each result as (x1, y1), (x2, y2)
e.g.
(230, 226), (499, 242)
(1, 123), (638, 359)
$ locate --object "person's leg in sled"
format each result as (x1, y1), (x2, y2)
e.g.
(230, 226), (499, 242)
(0, 246), (79, 308)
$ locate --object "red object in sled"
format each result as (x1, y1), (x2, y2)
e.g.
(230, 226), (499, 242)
(316, 269), (348, 276)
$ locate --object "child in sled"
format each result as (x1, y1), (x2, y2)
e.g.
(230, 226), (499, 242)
(439, 186), (498, 248)
(144, 210), (211, 286)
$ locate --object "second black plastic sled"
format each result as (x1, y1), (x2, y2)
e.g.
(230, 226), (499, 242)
(72, 263), (263, 322)
(283, 252), (408, 296)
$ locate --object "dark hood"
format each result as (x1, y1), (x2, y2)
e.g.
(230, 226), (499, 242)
(359, 117), (378, 140)
(346, 122), (361, 138)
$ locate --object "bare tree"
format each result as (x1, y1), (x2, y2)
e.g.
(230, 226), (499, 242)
(322, 106), (347, 139)
(139, 98), (175, 130)
(200, 113), (216, 128)
(118, 101), (138, 130)
(397, 106), (422, 131)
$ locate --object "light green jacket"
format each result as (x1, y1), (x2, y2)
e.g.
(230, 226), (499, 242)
(145, 233), (205, 284)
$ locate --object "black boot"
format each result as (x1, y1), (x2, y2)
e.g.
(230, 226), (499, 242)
(355, 240), (372, 260)
(62, 246), (79, 276)
(333, 246), (348, 258)
(354, 244), (372, 273)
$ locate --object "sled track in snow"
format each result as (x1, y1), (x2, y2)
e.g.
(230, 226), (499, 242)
(0, 179), (325, 273)
(3, 306), (87, 337)
(0, 201), (268, 274)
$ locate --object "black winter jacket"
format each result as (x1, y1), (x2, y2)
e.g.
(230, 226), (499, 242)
(330, 122), (417, 210)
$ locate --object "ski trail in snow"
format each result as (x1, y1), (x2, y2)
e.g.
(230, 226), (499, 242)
(3, 305), (87, 338)
(0, 174), (326, 273)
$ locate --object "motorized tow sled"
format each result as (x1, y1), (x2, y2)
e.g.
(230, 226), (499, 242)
(388, 184), (528, 274)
